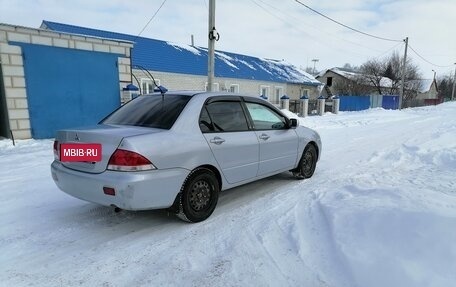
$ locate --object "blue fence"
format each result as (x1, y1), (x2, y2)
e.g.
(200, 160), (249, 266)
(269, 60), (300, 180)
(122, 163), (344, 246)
(339, 96), (371, 111)
(339, 95), (399, 111)
(382, 95), (399, 110)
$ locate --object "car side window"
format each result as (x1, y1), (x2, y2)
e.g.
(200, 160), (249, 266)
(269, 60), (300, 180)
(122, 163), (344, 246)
(245, 102), (287, 130)
(199, 107), (213, 132)
(201, 101), (249, 132)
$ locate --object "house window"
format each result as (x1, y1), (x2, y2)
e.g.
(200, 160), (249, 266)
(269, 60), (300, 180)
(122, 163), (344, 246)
(327, 77), (333, 87)
(274, 86), (283, 104)
(141, 78), (160, 94)
(301, 89), (309, 98)
(260, 85), (270, 99)
(205, 82), (220, 92)
(230, 84), (239, 93)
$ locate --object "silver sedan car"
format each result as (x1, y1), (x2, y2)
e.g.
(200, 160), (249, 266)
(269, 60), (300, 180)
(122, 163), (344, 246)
(51, 91), (321, 222)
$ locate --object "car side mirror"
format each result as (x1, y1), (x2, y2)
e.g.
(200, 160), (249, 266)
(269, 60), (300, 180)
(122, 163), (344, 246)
(289, 118), (298, 129)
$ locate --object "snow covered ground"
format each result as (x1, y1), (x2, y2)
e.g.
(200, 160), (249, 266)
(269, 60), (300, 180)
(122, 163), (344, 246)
(1, 102), (455, 287)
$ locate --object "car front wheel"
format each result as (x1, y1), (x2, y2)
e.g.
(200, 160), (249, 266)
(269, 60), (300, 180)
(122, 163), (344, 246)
(176, 168), (219, 223)
(294, 144), (317, 179)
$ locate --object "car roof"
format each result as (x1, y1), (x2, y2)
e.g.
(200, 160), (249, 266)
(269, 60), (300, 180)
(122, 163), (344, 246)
(147, 90), (265, 101)
(144, 90), (288, 118)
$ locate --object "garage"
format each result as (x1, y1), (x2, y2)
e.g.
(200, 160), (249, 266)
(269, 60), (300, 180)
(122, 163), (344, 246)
(0, 23), (133, 139)
(16, 43), (121, 138)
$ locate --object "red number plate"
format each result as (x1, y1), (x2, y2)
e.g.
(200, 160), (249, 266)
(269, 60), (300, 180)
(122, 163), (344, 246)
(60, 143), (102, 162)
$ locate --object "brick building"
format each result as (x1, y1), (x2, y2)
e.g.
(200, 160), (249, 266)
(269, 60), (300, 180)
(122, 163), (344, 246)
(0, 23), (132, 139)
(43, 21), (322, 104)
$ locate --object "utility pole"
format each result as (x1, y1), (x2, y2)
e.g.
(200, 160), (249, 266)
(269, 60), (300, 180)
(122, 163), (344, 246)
(399, 37), (408, 110)
(311, 59), (319, 74)
(207, 0), (217, 92)
(452, 63), (456, 101)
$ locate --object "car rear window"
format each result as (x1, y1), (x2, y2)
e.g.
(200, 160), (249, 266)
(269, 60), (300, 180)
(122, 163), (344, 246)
(101, 95), (191, 129)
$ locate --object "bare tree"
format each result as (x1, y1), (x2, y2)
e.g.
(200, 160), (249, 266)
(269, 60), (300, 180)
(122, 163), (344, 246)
(359, 59), (386, 95)
(384, 52), (422, 100)
(333, 75), (372, 96)
(341, 63), (360, 72)
(360, 52), (422, 99)
(305, 66), (316, 75)
(437, 73), (455, 100)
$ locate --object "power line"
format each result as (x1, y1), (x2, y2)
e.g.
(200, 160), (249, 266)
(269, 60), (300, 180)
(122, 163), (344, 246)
(408, 45), (455, 68)
(250, 0), (300, 32)
(250, 0), (389, 59)
(373, 42), (403, 60)
(249, 0), (367, 57)
(294, 0), (402, 42)
(257, 0), (387, 53)
(137, 0), (168, 37)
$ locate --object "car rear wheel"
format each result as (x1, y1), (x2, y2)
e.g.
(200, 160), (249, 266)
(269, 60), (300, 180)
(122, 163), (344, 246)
(294, 144), (317, 179)
(176, 168), (219, 223)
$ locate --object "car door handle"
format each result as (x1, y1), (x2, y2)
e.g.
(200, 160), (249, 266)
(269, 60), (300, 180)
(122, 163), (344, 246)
(259, 133), (270, 140)
(210, 136), (225, 145)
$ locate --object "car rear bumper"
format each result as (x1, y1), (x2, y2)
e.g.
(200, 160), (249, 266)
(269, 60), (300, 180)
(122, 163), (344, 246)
(51, 161), (189, 210)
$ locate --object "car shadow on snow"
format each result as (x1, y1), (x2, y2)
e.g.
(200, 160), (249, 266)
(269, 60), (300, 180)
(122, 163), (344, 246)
(54, 172), (301, 234)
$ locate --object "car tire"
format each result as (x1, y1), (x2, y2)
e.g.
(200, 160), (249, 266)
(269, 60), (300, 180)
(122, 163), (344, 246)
(294, 144), (317, 179)
(176, 168), (219, 223)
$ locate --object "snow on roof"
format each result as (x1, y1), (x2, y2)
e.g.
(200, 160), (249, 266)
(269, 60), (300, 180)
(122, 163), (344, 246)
(238, 60), (257, 70)
(42, 20), (321, 86)
(417, 79), (434, 93)
(214, 51), (239, 70)
(331, 67), (359, 78)
(324, 67), (394, 88)
(166, 41), (201, 56)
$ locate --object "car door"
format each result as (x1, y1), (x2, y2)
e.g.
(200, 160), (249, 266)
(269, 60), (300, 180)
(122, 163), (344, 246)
(244, 101), (298, 176)
(200, 98), (259, 184)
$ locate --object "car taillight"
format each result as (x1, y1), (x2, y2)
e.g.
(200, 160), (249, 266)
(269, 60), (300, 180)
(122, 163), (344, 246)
(107, 149), (156, 171)
(53, 140), (59, 160)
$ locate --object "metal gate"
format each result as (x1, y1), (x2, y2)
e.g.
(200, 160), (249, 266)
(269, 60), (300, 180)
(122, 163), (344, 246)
(289, 100), (300, 114)
(17, 43), (120, 138)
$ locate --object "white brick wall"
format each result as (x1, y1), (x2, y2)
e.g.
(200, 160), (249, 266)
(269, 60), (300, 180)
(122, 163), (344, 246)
(52, 38), (69, 48)
(8, 109), (29, 119)
(0, 23), (133, 139)
(118, 58), (131, 65)
(132, 69), (321, 101)
(6, 99), (15, 109)
(5, 87), (26, 98)
(75, 41), (93, 51)
(2, 65), (24, 77)
(7, 32), (30, 42)
(9, 54), (23, 65)
(15, 99), (28, 109)
(1, 53), (9, 64)
(18, 119), (30, 129)
(93, 44), (110, 53)
(110, 46), (125, 54)
(3, 76), (12, 87)
(9, 120), (18, 130)
(31, 35), (53, 45)
(0, 31), (7, 42)
(12, 77), (25, 87)
(0, 42), (21, 54)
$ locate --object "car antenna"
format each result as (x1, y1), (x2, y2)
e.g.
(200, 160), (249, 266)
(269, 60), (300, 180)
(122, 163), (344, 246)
(133, 65), (167, 99)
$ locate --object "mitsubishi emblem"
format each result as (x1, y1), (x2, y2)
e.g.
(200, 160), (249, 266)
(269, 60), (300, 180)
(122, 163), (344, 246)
(74, 133), (80, 141)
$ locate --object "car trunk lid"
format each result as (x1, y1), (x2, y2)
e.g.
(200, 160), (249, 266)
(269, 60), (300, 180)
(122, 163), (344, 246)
(55, 124), (161, 173)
